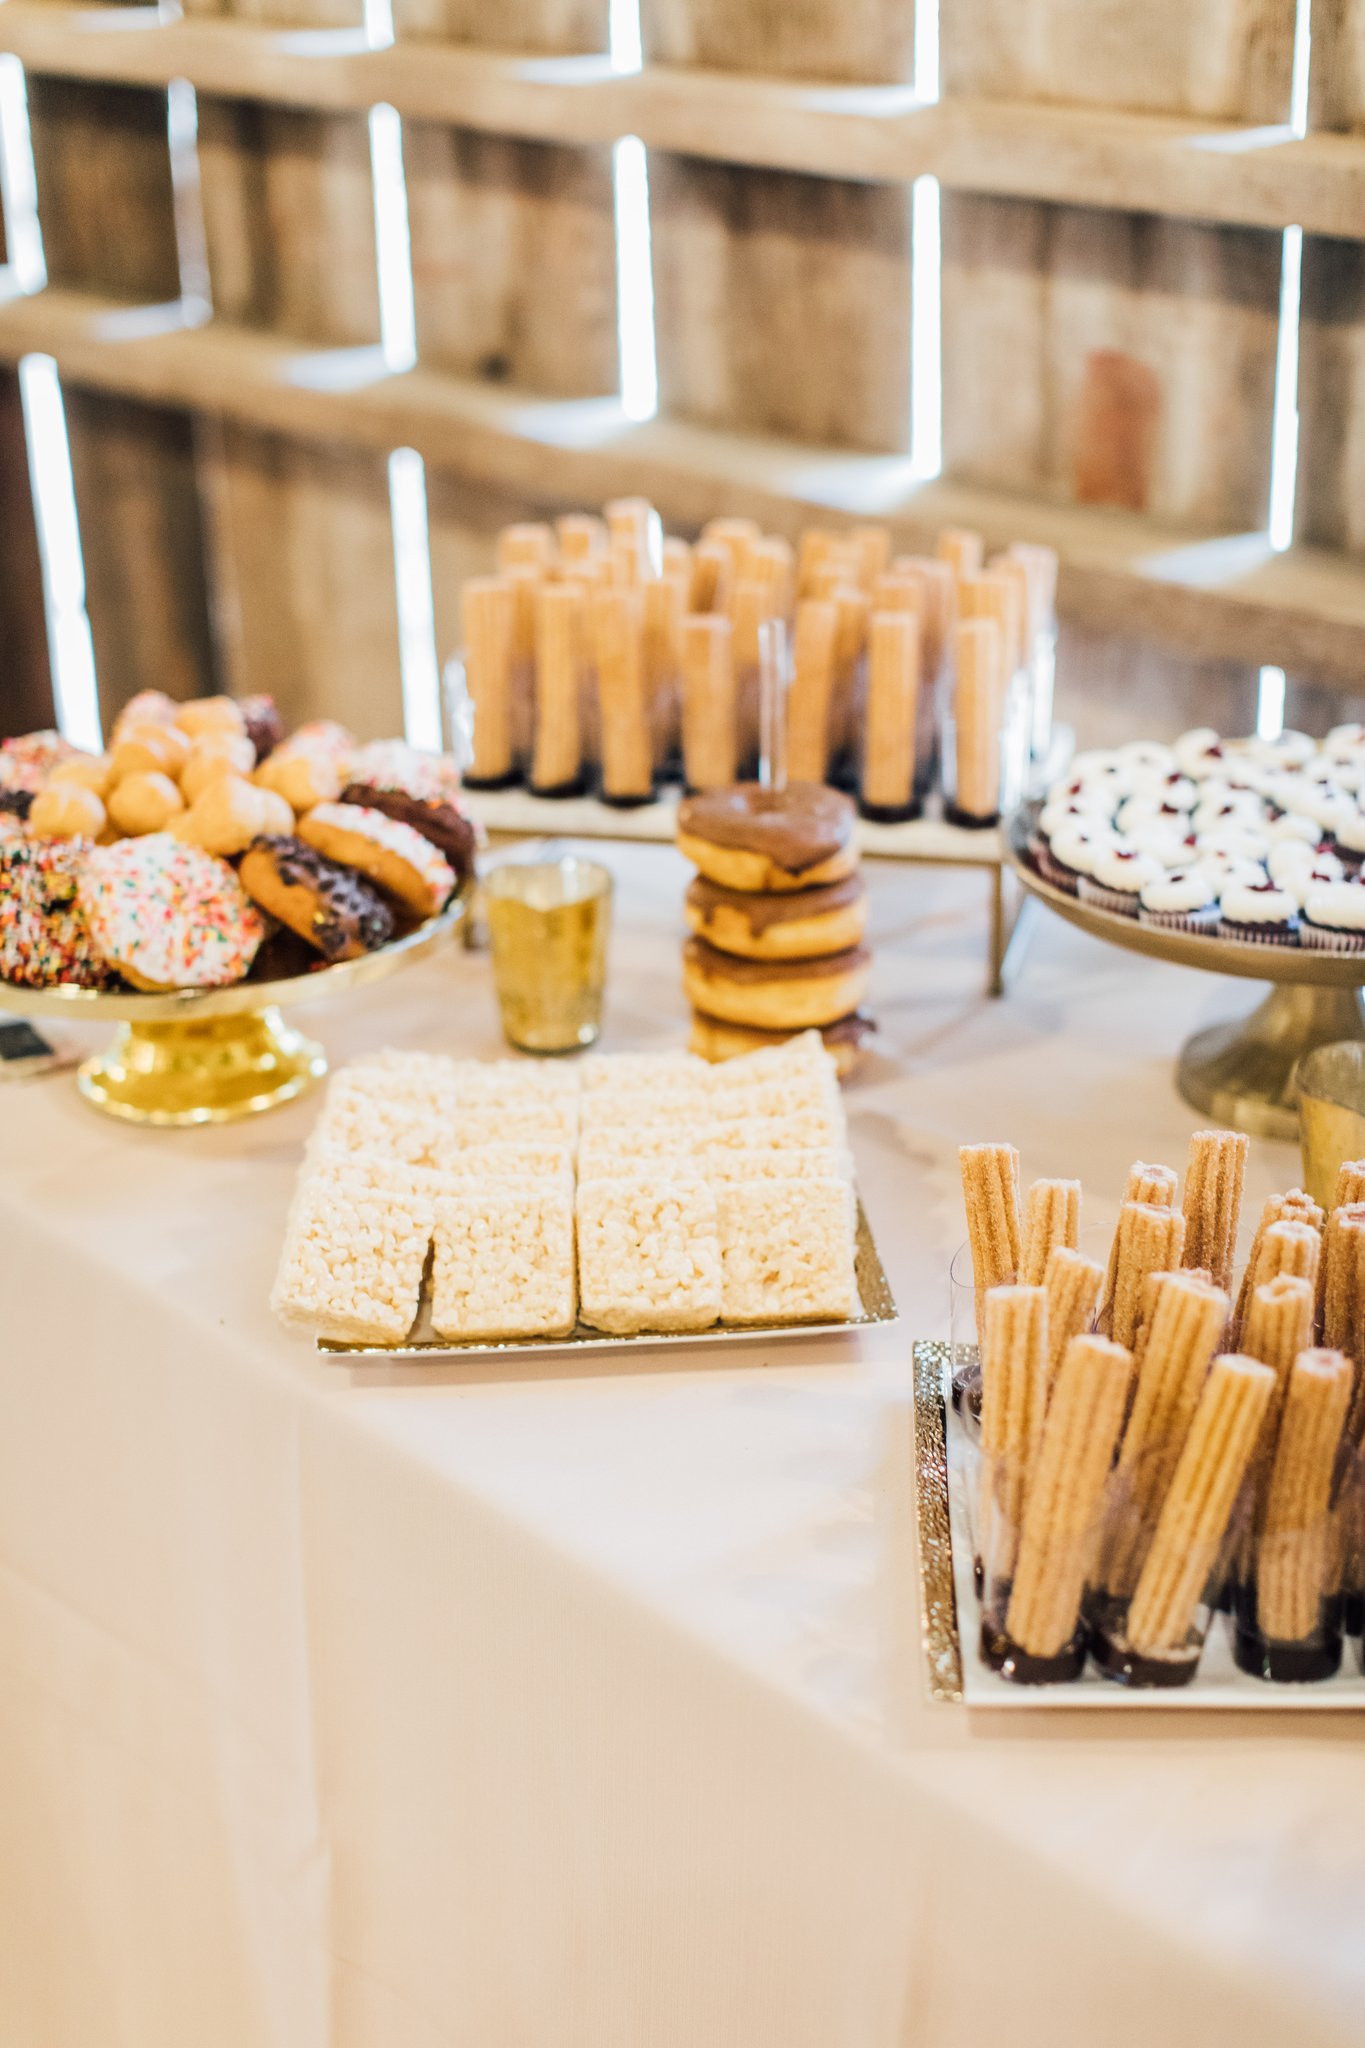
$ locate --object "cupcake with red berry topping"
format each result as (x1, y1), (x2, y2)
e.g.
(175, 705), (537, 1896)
(1077, 844), (1162, 917)
(1300, 882), (1365, 954)
(1138, 865), (1220, 935)
(1217, 881), (1300, 947)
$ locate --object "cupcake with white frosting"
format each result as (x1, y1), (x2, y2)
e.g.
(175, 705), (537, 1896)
(1078, 844), (1162, 917)
(1039, 820), (1114, 895)
(1277, 853), (1346, 907)
(1138, 865), (1220, 934)
(1332, 807), (1365, 869)
(1217, 882), (1300, 946)
(1325, 724), (1365, 763)
(1300, 882), (1365, 953)
(1172, 728), (1226, 779)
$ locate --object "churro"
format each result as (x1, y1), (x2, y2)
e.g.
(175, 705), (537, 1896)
(1181, 1129), (1248, 1294)
(1005, 1335), (1133, 1660)
(1108, 1200), (1186, 1351)
(1126, 1353), (1273, 1657)
(1255, 1349), (1352, 1645)
(1020, 1178), (1081, 1287)
(979, 1284), (1049, 1589)
(960, 1142), (1022, 1340)
(1043, 1244), (1103, 1392)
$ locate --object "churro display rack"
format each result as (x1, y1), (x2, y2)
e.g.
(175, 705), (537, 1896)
(911, 1340), (1365, 1709)
(1005, 803), (1365, 1141)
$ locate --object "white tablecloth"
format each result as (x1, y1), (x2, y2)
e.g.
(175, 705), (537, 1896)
(3, 842), (1365, 2048)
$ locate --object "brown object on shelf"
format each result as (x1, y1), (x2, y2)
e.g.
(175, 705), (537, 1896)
(1181, 1128), (1249, 1294)
(1043, 1243), (1104, 1392)
(591, 585), (653, 805)
(959, 571), (1025, 682)
(960, 1142), (1022, 1340)
(643, 573), (684, 770)
(680, 614), (737, 793)
(461, 577), (516, 784)
(1102, 1268), (1228, 1601)
(557, 511), (607, 563)
(950, 617), (1003, 824)
(1256, 1348), (1352, 1646)
(1108, 1200), (1186, 1351)
(786, 599), (840, 785)
(1126, 1353), (1273, 1658)
(1020, 1177), (1081, 1286)
(530, 582), (586, 795)
(860, 610), (921, 819)
(1006, 540), (1060, 652)
(689, 539), (733, 615)
(828, 583), (870, 766)
(979, 1283), (1049, 1588)
(1006, 1333), (1134, 1661)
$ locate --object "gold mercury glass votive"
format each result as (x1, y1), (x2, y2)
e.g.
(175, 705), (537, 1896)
(1295, 1040), (1365, 1213)
(484, 856), (613, 1053)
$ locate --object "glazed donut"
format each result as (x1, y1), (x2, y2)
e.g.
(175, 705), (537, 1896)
(676, 781), (857, 893)
(684, 872), (866, 962)
(107, 770), (184, 837)
(298, 802), (455, 918)
(239, 835), (397, 962)
(29, 781), (107, 841)
(682, 935), (871, 1031)
(175, 695), (247, 740)
(181, 733), (257, 804)
(256, 747), (342, 813)
(688, 1008), (873, 1080)
(79, 834), (264, 990)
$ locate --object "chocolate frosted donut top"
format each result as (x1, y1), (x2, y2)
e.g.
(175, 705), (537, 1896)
(687, 872), (865, 934)
(685, 936), (870, 983)
(678, 782), (855, 874)
(340, 783), (476, 886)
(248, 833), (395, 960)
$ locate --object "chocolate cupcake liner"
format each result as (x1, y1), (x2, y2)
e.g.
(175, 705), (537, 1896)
(1299, 923), (1365, 953)
(1137, 907), (1219, 935)
(1035, 848), (1080, 894)
(1216, 918), (1301, 947)
(1077, 877), (1143, 918)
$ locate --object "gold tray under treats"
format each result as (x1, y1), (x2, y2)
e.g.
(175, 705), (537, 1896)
(320, 1199), (896, 1359)
(912, 1341), (1365, 1710)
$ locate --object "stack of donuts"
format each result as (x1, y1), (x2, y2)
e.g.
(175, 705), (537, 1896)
(677, 781), (874, 1079)
(0, 696), (476, 994)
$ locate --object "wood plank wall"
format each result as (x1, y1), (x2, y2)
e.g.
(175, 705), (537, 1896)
(0, 0), (1363, 745)
(0, 194), (51, 738)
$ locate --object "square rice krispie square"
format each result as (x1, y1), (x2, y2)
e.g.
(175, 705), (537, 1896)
(575, 1174), (721, 1334)
(702, 1146), (851, 1186)
(430, 1186), (576, 1341)
(717, 1177), (858, 1325)
(308, 1074), (460, 1170)
(577, 1086), (715, 1136)
(439, 1142), (573, 1184)
(694, 1112), (845, 1161)
(580, 1050), (710, 1093)
(343, 1048), (460, 1086)
(711, 1030), (832, 1083)
(453, 1097), (580, 1149)
(449, 1059), (583, 1107)
(577, 1125), (701, 1176)
(706, 1071), (845, 1133)
(271, 1165), (435, 1345)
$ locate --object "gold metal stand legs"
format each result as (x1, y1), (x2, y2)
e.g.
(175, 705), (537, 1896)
(1177, 983), (1365, 1142)
(77, 1007), (327, 1126)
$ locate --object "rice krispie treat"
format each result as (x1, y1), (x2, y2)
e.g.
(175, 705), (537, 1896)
(431, 1186), (576, 1341)
(577, 1086), (716, 1133)
(271, 1165), (434, 1345)
(580, 1050), (710, 1092)
(437, 1142), (573, 1184)
(703, 1146), (851, 1186)
(717, 1177), (857, 1324)
(455, 1098), (579, 1147)
(578, 1125), (702, 1175)
(715, 1028), (834, 1083)
(707, 1072), (845, 1131)
(576, 1174), (722, 1334)
(448, 1058), (583, 1104)
(694, 1111), (845, 1159)
(309, 1073), (459, 1170)
(346, 1048), (460, 1085)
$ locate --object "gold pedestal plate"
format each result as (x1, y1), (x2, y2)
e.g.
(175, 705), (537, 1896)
(1006, 807), (1365, 1141)
(0, 900), (467, 1127)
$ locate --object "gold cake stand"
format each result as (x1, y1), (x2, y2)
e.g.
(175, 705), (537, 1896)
(1006, 805), (1365, 1141)
(0, 898), (467, 1127)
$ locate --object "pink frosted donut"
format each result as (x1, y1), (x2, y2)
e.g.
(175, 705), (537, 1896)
(1, 730), (81, 795)
(79, 832), (265, 990)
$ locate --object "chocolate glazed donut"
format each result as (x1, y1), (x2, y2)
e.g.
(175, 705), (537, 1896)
(340, 783), (477, 889)
(239, 835), (396, 962)
(677, 782), (857, 893)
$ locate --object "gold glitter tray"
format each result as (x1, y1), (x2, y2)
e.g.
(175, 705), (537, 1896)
(319, 1198), (896, 1359)
(912, 1340), (1365, 1709)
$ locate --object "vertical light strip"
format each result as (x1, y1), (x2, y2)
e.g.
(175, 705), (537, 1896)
(910, 175), (942, 478)
(166, 77), (211, 315)
(613, 136), (657, 421)
(1267, 223), (1303, 553)
(19, 355), (102, 750)
(0, 55), (45, 291)
(609, 0), (642, 71)
(914, 0), (940, 101)
(369, 103), (417, 373)
(388, 447), (443, 750)
(1256, 665), (1287, 742)
(1290, 0), (1313, 137)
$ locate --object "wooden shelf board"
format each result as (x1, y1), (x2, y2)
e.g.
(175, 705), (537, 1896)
(0, 5), (1364, 236)
(0, 283), (1362, 681)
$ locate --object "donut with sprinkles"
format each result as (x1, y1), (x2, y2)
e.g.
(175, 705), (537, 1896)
(0, 838), (117, 989)
(79, 833), (265, 990)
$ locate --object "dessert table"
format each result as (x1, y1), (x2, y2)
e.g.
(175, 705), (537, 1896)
(3, 839), (1364, 2048)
